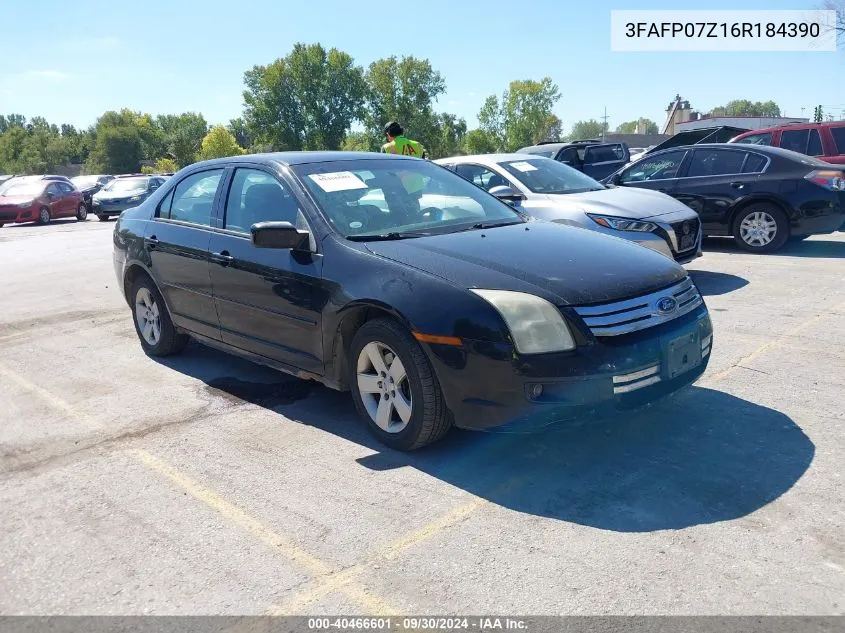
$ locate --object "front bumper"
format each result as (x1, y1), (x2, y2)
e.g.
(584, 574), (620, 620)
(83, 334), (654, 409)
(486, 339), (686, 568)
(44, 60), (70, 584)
(92, 200), (139, 216)
(426, 305), (712, 431)
(0, 206), (36, 224)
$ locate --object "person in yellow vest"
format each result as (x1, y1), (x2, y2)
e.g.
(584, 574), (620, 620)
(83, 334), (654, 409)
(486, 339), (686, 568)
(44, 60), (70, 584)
(381, 122), (427, 159)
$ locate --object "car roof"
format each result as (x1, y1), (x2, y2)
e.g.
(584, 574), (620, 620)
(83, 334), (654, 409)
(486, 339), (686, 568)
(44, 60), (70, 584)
(643, 142), (831, 163)
(190, 151), (419, 170)
(435, 153), (552, 165)
(734, 120), (845, 136)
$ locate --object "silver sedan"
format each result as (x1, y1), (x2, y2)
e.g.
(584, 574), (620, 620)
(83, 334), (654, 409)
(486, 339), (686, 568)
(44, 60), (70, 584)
(435, 153), (702, 264)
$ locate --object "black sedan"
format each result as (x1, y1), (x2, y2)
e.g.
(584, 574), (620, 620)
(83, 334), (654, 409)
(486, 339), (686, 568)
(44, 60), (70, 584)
(71, 174), (115, 211)
(603, 144), (845, 252)
(113, 152), (713, 450)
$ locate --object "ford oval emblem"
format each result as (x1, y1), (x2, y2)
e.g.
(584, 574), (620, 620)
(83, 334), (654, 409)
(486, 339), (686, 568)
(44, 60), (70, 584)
(656, 297), (677, 314)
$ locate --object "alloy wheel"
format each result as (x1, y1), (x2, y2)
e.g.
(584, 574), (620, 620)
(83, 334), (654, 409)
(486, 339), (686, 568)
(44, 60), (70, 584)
(135, 287), (161, 346)
(356, 341), (413, 433)
(739, 211), (777, 247)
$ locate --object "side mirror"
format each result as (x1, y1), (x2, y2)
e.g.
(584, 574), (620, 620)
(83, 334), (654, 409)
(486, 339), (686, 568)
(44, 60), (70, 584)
(608, 173), (622, 186)
(251, 221), (311, 250)
(489, 185), (524, 204)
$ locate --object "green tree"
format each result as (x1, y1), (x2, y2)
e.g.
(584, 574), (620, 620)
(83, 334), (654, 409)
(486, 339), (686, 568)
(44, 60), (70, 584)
(86, 126), (143, 174)
(615, 118), (658, 134)
(710, 100), (781, 117)
(477, 78), (561, 151)
(569, 119), (608, 141)
(243, 42), (367, 151)
(363, 55), (446, 152)
(227, 117), (251, 149)
(156, 112), (208, 167)
(198, 125), (245, 161)
(341, 131), (372, 152)
(814, 105), (824, 123)
(428, 113), (468, 159)
(462, 129), (498, 155)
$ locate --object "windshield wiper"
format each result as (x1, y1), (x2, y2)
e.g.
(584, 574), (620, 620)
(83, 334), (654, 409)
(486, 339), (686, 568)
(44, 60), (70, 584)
(449, 219), (525, 233)
(347, 231), (430, 241)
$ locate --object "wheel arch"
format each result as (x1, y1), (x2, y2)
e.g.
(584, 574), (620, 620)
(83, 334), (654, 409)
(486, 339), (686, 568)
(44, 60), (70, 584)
(328, 300), (416, 392)
(122, 263), (165, 310)
(728, 195), (793, 233)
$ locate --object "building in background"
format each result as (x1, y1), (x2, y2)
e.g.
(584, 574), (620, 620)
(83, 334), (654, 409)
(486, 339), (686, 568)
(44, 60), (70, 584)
(662, 94), (808, 135)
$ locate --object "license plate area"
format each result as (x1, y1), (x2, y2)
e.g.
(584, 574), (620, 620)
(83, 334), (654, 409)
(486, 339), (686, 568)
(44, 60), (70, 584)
(679, 232), (697, 251)
(664, 331), (702, 379)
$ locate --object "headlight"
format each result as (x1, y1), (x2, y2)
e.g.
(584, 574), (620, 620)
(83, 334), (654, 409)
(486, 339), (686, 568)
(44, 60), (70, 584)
(588, 214), (657, 232)
(16, 200), (33, 207)
(129, 194), (143, 201)
(470, 289), (575, 354)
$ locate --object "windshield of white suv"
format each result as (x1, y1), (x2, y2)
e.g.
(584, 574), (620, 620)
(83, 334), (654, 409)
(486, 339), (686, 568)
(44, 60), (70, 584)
(498, 158), (605, 194)
(292, 158), (525, 239)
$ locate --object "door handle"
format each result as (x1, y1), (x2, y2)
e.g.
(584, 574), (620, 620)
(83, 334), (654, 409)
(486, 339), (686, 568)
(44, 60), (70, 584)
(210, 251), (235, 266)
(144, 236), (159, 248)
(730, 182), (745, 189)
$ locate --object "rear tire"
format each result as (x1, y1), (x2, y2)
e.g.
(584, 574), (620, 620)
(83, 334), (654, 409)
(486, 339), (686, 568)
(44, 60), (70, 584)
(732, 203), (788, 253)
(76, 204), (88, 221)
(130, 275), (188, 357)
(38, 207), (51, 225)
(349, 317), (451, 451)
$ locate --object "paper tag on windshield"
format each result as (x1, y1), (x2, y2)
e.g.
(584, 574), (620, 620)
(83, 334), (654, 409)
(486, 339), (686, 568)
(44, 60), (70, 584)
(309, 171), (367, 192)
(510, 161), (537, 172)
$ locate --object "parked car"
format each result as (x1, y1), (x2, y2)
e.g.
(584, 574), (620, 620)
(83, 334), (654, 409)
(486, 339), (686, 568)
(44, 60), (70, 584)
(516, 140), (631, 180)
(71, 174), (115, 211)
(113, 152), (713, 451)
(435, 154), (702, 264)
(730, 121), (845, 165)
(0, 178), (86, 226)
(603, 144), (845, 252)
(92, 175), (166, 221)
(0, 174), (73, 196)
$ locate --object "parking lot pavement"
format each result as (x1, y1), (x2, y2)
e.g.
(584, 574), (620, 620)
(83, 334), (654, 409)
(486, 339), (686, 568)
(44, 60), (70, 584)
(1, 218), (844, 615)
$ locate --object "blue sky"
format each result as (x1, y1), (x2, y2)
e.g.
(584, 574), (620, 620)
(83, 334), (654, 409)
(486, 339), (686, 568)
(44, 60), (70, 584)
(1, 0), (843, 133)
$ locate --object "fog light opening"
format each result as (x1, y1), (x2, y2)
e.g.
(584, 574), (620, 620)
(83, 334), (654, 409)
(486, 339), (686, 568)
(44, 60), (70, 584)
(529, 383), (544, 399)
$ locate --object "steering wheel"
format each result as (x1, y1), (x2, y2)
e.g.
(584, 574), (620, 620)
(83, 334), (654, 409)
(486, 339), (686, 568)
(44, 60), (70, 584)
(420, 206), (443, 222)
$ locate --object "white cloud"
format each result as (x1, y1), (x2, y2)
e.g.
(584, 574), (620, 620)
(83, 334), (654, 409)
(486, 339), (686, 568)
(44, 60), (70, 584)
(0, 70), (73, 93)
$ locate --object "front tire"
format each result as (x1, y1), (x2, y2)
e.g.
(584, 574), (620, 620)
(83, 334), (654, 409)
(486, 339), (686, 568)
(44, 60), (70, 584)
(38, 207), (51, 225)
(732, 203), (788, 253)
(97, 214), (109, 222)
(349, 318), (451, 451)
(131, 276), (188, 356)
(76, 204), (88, 221)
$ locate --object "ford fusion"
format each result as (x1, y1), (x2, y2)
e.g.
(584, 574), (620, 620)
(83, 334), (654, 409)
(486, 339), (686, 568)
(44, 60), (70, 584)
(436, 154), (703, 264)
(113, 152), (713, 450)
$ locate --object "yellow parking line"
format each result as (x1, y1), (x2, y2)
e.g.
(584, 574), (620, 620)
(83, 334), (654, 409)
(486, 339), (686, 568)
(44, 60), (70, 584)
(0, 360), (398, 615)
(703, 299), (845, 385)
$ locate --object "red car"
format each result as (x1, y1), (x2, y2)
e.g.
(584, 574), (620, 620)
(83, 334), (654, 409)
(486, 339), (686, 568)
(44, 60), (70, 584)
(730, 121), (845, 165)
(0, 178), (87, 227)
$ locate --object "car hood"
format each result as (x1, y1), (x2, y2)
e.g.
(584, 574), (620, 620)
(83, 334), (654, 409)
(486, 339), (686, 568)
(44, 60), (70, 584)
(363, 221), (686, 306)
(0, 195), (36, 205)
(543, 186), (692, 220)
(95, 189), (144, 199)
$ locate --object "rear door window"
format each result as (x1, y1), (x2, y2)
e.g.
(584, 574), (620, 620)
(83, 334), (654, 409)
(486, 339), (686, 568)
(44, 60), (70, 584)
(780, 129), (810, 154)
(164, 169), (224, 225)
(831, 127), (845, 154)
(687, 149), (746, 177)
(742, 153), (768, 173)
(807, 129), (824, 156)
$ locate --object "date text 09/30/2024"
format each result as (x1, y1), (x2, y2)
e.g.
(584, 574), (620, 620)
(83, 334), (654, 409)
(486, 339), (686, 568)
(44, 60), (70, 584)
(307, 617), (528, 631)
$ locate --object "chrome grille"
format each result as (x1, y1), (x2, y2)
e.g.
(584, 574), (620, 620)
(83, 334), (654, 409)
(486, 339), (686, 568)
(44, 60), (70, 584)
(573, 277), (703, 337)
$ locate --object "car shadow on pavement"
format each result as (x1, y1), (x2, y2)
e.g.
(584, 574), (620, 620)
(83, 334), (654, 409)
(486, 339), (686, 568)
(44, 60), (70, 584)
(704, 236), (845, 258)
(687, 270), (748, 296)
(154, 342), (814, 533)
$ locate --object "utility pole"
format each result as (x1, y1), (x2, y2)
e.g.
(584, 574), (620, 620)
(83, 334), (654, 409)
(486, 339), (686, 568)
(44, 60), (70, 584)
(601, 107), (609, 140)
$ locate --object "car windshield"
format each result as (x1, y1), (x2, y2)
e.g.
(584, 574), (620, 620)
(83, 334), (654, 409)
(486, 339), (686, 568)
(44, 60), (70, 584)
(291, 158), (524, 238)
(103, 178), (147, 192)
(518, 147), (558, 158)
(497, 158), (605, 194)
(0, 181), (45, 197)
(72, 176), (99, 188)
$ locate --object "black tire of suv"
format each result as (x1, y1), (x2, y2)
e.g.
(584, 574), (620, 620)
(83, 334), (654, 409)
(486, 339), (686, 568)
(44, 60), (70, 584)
(349, 317), (451, 451)
(97, 214), (109, 222)
(732, 203), (789, 253)
(130, 276), (189, 357)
